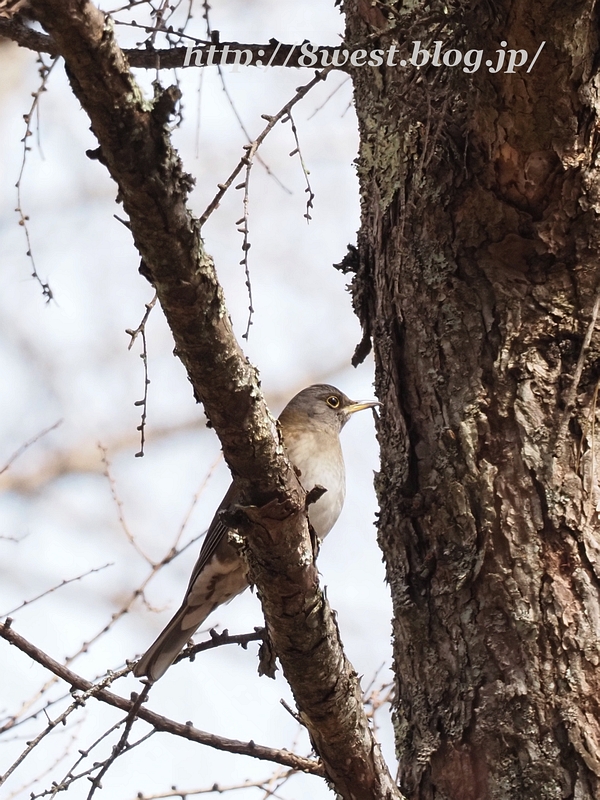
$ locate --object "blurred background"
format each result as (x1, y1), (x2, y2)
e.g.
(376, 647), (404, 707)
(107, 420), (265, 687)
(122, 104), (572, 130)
(0, 1), (395, 797)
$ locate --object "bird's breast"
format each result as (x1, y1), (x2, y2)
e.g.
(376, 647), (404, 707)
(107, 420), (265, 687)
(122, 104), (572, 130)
(284, 429), (346, 540)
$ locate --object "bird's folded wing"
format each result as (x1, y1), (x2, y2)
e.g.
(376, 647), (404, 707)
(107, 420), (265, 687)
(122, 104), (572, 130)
(185, 482), (238, 592)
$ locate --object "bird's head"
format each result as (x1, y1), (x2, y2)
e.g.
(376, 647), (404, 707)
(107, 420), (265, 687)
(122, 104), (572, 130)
(279, 383), (379, 434)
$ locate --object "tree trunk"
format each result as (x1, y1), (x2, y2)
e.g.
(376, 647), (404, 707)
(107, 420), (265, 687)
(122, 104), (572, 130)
(345, 1), (600, 797)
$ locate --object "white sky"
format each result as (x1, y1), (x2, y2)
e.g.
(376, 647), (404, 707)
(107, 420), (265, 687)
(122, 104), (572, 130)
(0, 2), (396, 797)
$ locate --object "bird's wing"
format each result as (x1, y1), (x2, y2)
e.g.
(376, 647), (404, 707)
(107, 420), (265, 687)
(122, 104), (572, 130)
(185, 482), (237, 592)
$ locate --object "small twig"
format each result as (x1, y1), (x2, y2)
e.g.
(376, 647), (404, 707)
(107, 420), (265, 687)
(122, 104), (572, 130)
(0, 420), (62, 476)
(199, 71), (331, 338)
(201, 0), (291, 195)
(29, 719), (123, 798)
(1, 563), (113, 617)
(236, 145), (255, 340)
(4, 723), (82, 800)
(0, 630), (129, 789)
(132, 768), (298, 800)
(279, 699), (303, 726)
(15, 55), (57, 302)
(126, 291), (158, 458)
(307, 75), (351, 120)
(1, 465), (220, 734)
(175, 627), (265, 664)
(284, 111), (314, 222)
(99, 445), (152, 563)
(86, 685), (150, 800)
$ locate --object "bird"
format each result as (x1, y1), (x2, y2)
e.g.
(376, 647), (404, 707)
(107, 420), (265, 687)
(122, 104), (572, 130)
(133, 383), (378, 682)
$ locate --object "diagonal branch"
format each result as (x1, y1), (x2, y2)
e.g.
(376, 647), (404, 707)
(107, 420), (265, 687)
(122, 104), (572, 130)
(0, 621), (323, 777)
(23, 3), (400, 798)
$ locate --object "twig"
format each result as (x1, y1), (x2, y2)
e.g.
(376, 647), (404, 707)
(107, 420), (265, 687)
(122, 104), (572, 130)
(0, 18), (346, 70)
(0, 643), (128, 789)
(175, 627), (265, 664)
(86, 685), (150, 799)
(307, 75), (351, 120)
(0, 420), (62, 476)
(132, 768), (298, 800)
(199, 66), (334, 227)
(15, 55), (57, 301)
(201, 0), (291, 195)
(99, 445), (153, 563)
(284, 111), (314, 222)
(1, 563), (113, 617)
(1, 457), (221, 735)
(126, 292), (158, 457)
(236, 145), (255, 340)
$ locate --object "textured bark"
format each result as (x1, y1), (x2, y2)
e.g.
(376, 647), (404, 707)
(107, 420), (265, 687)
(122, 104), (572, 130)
(345, 1), (600, 798)
(25, 2), (401, 797)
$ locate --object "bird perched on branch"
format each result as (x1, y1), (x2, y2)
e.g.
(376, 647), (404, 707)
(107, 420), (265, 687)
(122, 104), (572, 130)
(133, 383), (378, 682)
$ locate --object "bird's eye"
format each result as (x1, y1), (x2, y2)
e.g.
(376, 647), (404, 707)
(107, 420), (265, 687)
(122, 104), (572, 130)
(326, 395), (341, 409)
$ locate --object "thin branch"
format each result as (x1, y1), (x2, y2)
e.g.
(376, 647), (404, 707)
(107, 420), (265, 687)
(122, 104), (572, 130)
(0, 420), (62, 476)
(201, 0), (292, 194)
(0, 478), (215, 734)
(237, 144), (255, 340)
(0, 654), (128, 789)
(126, 290), (158, 457)
(1, 563), (113, 617)
(307, 75), (351, 120)
(175, 627), (265, 665)
(284, 111), (314, 222)
(132, 768), (298, 800)
(0, 419), (204, 494)
(86, 685), (150, 799)
(0, 621), (324, 776)
(99, 445), (152, 563)
(199, 67), (333, 226)
(15, 54), (56, 301)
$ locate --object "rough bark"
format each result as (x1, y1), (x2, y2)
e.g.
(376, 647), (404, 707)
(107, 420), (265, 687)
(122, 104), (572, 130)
(345, 1), (600, 798)
(24, 2), (401, 797)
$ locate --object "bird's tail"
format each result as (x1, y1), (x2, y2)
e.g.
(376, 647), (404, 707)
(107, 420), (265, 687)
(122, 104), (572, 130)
(133, 604), (209, 683)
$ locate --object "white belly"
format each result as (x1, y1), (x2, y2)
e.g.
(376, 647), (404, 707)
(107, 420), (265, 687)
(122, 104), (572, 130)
(285, 429), (346, 540)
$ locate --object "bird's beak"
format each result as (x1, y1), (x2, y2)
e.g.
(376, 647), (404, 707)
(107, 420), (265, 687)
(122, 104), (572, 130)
(344, 399), (380, 415)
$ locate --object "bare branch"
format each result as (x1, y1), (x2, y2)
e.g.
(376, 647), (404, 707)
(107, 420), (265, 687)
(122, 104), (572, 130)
(132, 767), (298, 800)
(126, 290), (158, 457)
(284, 111), (314, 221)
(99, 445), (153, 563)
(0, 419), (204, 493)
(0, 18), (345, 70)
(175, 627), (265, 665)
(0, 621), (324, 776)
(86, 685), (150, 799)
(1, 563), (113, 617)
(0, 420), (61, 476)
(199, 67), (333, 226)
(15, 54), (57, 302)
